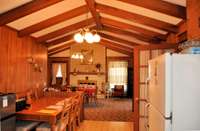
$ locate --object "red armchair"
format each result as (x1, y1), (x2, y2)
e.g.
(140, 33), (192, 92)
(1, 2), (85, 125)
(112, 85), (124, 97)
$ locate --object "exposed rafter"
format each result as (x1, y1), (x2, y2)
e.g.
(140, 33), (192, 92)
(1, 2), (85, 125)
(36, 18), (94, 43)
(100, 39), (133, 55)
(45, 35), (74, 47)
(99, 32), (139, 47)
(102, 25), (156, 43)
(116, 0), (186, 19)
(84, 0), (102, 29)
(136, 42), (179, 50)
(101, 17), (167, 41)
(18, 5), (88, 37)
(48, 41), (75, 55)
(96, 4), (178, 33)
(0, 0), (64, 26)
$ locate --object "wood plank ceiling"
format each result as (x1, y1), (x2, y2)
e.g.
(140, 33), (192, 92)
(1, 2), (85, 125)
(0, 0), (186, 55)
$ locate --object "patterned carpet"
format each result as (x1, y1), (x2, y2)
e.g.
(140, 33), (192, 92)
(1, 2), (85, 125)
(84, 98), (134, 122)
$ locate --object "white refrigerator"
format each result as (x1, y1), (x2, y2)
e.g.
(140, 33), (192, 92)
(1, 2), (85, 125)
(140, 53), (200, 131)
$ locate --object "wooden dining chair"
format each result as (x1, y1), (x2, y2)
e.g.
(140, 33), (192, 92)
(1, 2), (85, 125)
(16, 120), (40, 131)
(36, 101), (72, 131)
(68, 96), (80, 131)
(75, 95), (82, 126)
(89, 86), (98, 104)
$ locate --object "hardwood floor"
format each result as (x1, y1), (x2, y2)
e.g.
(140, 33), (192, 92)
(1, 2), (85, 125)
(77, 120), (134, 131)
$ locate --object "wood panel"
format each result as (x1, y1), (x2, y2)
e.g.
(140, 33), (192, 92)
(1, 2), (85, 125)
(187, 0), (200, 39)
(0, 26), (47, 96)
(133, 48), (139, 131)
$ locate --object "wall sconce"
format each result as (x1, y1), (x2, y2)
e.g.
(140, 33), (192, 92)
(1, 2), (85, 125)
(27, 57), (35, 64)
(27, 57), (42, 72)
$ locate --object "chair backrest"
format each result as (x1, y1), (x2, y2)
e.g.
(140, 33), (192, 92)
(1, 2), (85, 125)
(114, 85), (124, 91)
(57, 102), (72, 131)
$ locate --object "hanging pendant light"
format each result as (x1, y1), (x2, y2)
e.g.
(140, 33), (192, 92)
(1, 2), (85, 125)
(93, 33), (101, 42)
(73, 12), (100, 44)
(74, 28), (100, 44)
(74, 32), (84, 43)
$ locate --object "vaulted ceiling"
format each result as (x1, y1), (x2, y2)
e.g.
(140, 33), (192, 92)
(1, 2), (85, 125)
(0, 0), (186, 55)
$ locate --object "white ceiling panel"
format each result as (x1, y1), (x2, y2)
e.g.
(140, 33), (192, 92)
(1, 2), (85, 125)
(101, 13), (168, 35)
(96, 0), (182, 25)
(103, 38), (140, 49)
(162, 0), (186, 7)
(48, 40), (74, 50)
(0, 0), (33, 14)
(7, 0), (86, 30)
(31, 13), (92, 37)
(102, 31), (149, 45)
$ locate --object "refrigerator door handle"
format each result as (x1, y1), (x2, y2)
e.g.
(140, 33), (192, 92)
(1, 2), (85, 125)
(136, 98), (147, 102)
(145, 78), (150, 102)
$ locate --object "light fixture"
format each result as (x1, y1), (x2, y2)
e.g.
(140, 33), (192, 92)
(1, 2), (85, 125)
(74, 28), (101, 44)
(71, 52), (84, 59)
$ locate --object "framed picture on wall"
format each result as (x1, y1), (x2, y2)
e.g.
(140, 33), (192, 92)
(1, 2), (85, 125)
(80, 49), (94, 65)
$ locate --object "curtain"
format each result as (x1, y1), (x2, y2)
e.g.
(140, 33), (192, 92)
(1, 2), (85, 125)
(61, 63), (67, 85)
(108, 61), (128, 85)
(52, 64), (59, 85)
(52, 63), (67, 85)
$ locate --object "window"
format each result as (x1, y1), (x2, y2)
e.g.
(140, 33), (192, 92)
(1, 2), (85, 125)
(108, 61), (128, 92)
(52, 63), (67, 85)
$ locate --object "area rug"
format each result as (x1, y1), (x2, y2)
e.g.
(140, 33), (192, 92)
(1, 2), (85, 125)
(84, 98), (134, 122)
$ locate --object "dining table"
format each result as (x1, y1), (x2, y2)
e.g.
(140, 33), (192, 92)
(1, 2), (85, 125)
(16, 92), (83, 131)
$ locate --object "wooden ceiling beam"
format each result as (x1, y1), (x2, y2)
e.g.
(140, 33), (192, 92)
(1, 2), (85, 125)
(0, 0), (64, 26)
(102, 25), (155, 43)
(97, 4), (178, 33)
(36, 18), (94, 43)
(101, 17), (167, 41)
(48, 42), (75, 55)
(100, 39), (132, 55)
(18, 5), (88, 37)
(99, 32), (139, 47)
(85, 0), (102, 29)
(45, 35), (74, 47)
(101, 39), (133, 52)
(136, 42), (179, 50)
(116, 0), (186, 19)
(103, 45), (132, 56)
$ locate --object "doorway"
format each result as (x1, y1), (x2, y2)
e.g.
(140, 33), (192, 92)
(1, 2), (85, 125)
(48, 57), (70, 87)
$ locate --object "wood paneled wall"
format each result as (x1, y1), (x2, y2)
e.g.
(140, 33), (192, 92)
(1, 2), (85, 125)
(187, 0), (200, 40)
(0, 26), (47, 96)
